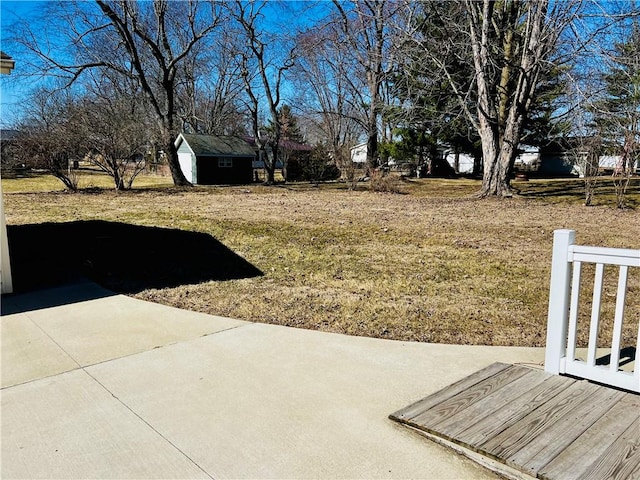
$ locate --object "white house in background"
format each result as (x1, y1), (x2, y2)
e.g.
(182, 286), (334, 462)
(444, 146), (539, 175)
(443, 151), (475, 174)
(513, 145), (540, 170)
(350, 141), (639, 177)
(350, 142), (368, 164)
(567, 155), (640, 177)
(349, 142), (399, 167)
(599, 155), (622, 172)
(0, 51), (15, 75)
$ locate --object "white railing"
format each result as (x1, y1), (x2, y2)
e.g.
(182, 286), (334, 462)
(1, 181), (13, 294)
(544, 229), (640, 393)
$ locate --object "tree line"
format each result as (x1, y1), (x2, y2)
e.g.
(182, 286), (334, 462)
(3, 0), (639, 199)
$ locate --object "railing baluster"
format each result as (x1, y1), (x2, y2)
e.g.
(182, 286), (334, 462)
(586, 263), (605, 368)
(566, 261), (582, 364)
(635, 316), (640, 389)
(609, 266), (628, 373)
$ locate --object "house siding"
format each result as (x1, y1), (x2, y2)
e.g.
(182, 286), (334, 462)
(445, 152), (475, 174)
(538, 153), (575, 176)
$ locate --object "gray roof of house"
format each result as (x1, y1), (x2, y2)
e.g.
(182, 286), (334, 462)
(179, 134), (255, 157)
(1, 129), (19, 141)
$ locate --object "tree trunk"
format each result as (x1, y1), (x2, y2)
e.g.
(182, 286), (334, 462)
(265, 147), (277, 185)
(266, 105), (281, 184)
(473, 155), (482, 177)
(265, 168), (276, 185)
(165, 138), (191, 186)
(465, 0), (557, 198)
(479, 104), (526, 197)
(478, 124), (504, 196)
(480, 148), (513, 197)
(366, 130), (378, 173)
(281, 150), (290, 183)
(113, 163), (124, 191)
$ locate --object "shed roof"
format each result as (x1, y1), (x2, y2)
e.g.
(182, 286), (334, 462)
(176, 133), (255, 157)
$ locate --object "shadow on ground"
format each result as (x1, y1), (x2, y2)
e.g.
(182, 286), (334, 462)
(512, 177), (639, 207)
(7, 220), (263, 295)
(1, 280), (116, 315)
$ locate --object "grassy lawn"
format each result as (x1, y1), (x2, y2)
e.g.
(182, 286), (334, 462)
(3, 171), (639, 347)
(1, 168), (174, 193)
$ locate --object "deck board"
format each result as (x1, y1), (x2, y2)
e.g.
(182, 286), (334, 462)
(539, 395), (640, 480)
(514, 386), (626, 476)
(455, 375), (570, 447)
(390, 363), (640, 480)
(392, 362), (510, 422)
(579, 416), (640, 480)
(434, 369), (548, 439)
(411, 363), (531, 429)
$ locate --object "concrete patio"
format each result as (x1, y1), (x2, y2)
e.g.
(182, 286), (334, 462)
(1, 281), (545, 479)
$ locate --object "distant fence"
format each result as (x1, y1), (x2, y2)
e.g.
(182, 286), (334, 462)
(545, 229), (640, 393)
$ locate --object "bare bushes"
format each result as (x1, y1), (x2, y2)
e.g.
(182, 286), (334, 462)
(368, 170), (403, 193)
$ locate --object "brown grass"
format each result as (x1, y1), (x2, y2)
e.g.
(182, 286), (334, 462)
(3, 173), (639, 346)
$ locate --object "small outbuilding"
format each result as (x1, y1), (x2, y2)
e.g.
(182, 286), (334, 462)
(175, 133), (256, 185)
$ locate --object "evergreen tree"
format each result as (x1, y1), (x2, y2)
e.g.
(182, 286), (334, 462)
(278, 105), (305, 143)
(594, 26), (640, 164)
(593, 24), (640, 207)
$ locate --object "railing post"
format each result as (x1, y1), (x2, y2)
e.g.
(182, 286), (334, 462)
(1, 181), (13, 294)
(544, 229), (575, 374)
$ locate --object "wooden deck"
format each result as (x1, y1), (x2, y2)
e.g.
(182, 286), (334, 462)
(390, 363), (640, 480)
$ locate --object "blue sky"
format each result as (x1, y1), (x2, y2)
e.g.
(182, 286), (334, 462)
(0, 0), (328, 129)
(1, 1), (46, 128)
(0, 1), (627, 131)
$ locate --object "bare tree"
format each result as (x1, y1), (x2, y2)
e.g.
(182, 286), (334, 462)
(76, 85), (151, 190)
(15, 89), (83, 191)
(292, 24), (363, 184)
(468, 0), (580, 196)
(566, 135), (601, 206)
(11, 0), (224, 187)
(592, 21), (640, 208)
(176, 28), (247, 136)
(330, 0), (400, 172)
(405, 0), (579, 197)
(17, 82), (153, 191)
(229, 1), (296, 185)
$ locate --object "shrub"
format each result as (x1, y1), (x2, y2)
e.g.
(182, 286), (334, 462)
(369, 170), (403, 193)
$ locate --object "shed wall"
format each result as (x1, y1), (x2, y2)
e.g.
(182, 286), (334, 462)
(195, 156), (253, 185)
(177, 142), (195, 183)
